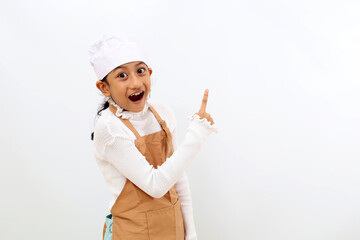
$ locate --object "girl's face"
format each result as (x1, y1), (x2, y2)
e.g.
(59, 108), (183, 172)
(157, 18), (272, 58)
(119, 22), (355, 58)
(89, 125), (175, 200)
(97, 61), (152, 112)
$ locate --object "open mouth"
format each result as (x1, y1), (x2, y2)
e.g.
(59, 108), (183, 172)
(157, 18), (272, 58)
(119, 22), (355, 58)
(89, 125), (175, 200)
(128, 91), (145, 102)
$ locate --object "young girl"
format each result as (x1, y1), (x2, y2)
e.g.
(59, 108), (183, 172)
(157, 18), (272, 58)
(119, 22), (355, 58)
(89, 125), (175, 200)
(89, 33), (218, 240)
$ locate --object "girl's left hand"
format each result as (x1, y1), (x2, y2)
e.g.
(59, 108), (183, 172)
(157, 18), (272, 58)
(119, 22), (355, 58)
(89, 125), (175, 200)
(195, 89), (215, 125)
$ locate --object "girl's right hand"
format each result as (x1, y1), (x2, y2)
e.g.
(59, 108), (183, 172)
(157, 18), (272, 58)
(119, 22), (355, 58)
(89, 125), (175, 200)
(195, 89), (215, 125)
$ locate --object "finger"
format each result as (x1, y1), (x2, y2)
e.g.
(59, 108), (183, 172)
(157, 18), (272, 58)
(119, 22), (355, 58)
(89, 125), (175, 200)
(199, 89), (209, 112)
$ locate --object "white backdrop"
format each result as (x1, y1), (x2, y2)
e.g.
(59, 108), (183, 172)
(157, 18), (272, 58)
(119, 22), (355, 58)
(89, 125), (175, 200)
(1, 0), (360, 239)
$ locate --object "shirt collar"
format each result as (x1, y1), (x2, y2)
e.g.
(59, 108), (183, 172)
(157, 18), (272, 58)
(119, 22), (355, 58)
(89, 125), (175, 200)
(108, 96), (149, 120)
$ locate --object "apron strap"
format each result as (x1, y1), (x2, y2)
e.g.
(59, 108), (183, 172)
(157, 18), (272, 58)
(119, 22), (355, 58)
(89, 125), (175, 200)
(119, 118), (142, 139)
(148, 105), (174, 158)
(108, 103), (142, 138)
(108, 103), (174, 157)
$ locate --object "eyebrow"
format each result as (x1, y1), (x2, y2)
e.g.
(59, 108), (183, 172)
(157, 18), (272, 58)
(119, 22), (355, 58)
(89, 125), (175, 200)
(112, 61), (146, 72)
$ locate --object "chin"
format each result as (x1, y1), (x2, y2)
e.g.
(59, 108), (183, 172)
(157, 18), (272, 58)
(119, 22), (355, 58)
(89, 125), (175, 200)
(131, 103), (145, 112)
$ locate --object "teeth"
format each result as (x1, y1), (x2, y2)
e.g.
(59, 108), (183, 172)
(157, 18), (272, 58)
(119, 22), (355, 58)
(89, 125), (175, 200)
(130, 91), (142, 96)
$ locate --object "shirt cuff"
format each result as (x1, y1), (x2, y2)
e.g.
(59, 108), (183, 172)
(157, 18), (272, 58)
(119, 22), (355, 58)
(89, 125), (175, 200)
(187, 113), (219, 134)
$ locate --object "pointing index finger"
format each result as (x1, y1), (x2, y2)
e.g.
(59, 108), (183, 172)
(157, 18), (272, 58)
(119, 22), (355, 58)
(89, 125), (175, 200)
(200, 89), (209, 112)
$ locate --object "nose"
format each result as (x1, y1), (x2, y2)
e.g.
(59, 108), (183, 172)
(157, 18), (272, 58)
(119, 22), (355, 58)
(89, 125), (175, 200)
(128, 74), (142, 89)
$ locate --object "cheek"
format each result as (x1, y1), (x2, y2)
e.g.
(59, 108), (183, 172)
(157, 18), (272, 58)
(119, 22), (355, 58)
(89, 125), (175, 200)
(112, 82), (127, 95)
(144, 78), (151, 87)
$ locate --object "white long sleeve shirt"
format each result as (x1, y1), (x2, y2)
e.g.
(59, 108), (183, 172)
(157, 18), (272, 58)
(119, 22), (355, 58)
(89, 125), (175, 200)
(93, 100), (218, 240)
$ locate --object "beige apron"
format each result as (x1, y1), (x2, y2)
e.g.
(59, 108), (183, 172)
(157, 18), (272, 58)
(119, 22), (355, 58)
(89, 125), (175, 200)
(103, 103), (185, 240)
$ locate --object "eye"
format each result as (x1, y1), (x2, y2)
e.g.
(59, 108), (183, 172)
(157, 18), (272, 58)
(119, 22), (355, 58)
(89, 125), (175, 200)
(118, 72), (127, 78)
(137, 67), (146, 74)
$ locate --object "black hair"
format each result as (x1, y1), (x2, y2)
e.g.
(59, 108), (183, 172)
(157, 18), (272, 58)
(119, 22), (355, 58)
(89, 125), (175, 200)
(90, 75), (109, 141)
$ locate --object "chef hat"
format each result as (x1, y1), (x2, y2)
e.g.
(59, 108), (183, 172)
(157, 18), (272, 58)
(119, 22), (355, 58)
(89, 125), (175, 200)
(88, 32), (150, 80)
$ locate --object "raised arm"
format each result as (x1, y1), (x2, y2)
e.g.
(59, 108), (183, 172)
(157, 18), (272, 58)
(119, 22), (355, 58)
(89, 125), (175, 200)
(102, 116), (215, 198)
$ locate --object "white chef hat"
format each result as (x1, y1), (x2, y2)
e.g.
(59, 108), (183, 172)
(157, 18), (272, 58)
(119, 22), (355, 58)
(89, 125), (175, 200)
(88, 32), (150, 80)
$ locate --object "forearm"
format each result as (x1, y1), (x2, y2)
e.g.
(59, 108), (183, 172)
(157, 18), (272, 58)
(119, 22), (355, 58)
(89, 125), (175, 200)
(103, 117), (217, 198)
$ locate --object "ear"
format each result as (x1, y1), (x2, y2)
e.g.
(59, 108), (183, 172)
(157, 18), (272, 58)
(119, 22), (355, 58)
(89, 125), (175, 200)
(96, 80), (111, 98)
(148, 67), (152, 76)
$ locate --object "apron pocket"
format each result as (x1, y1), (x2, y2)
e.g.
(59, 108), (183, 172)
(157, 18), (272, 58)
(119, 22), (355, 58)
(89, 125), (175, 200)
(112, 214), (149, 240)
(145, 200), (178, 240)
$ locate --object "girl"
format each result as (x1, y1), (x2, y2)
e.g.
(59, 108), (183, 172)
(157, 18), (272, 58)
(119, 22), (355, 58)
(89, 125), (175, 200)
(89, 33), (218, 240)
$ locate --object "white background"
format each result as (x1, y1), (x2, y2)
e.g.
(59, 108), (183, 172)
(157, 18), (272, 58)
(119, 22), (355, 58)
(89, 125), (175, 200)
(1, 0), (360, 239)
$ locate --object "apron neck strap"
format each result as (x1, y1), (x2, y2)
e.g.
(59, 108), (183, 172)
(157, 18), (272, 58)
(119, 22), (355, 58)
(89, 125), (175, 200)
(108, 103), (174, 157)
(108, 103), (142, 138)
(148, 105), (174, 158)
